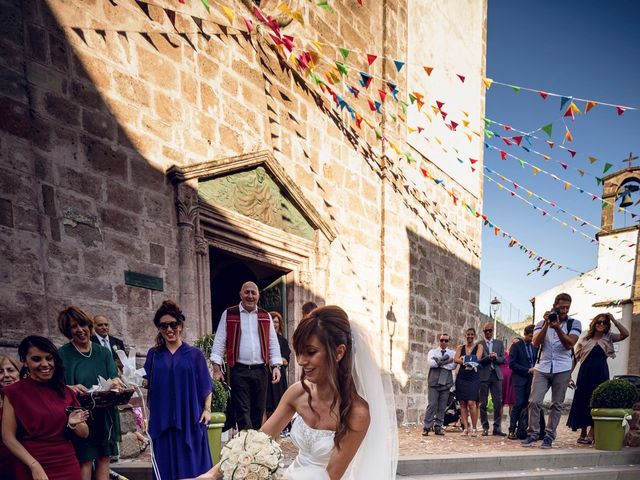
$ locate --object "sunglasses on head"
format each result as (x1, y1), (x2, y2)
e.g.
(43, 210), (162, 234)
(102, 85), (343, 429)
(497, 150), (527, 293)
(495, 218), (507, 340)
(439, 338), (449, 342)
(158, 321), (180, 331)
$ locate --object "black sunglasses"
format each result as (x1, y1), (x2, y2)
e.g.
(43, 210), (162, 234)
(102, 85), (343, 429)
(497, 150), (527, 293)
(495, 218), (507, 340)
(594, 320), (609, 326)
(158, 321), (180, 331)
(484, 329), (493, 333)
(439, 338), (449, 342)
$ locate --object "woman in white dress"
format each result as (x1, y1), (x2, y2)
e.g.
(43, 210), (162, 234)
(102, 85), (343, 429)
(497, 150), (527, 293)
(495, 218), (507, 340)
(200, 305), (397, 480)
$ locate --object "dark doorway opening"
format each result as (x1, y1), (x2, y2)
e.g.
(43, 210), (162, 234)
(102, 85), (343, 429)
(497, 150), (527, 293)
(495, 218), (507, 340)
(209, 247), (290, 332)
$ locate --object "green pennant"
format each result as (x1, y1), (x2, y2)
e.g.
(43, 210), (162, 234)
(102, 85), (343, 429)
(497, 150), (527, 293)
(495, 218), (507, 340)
(602, 201), (610, 209)
(317, 1), (334, 13)
(310, 72), (322, 85)
(390, 114), (397, 122)
(338, 48), (350, 61)
(405, 152), (415, 164)
(375, 130), (382, 140)
(400, 101), (408, 114)
(335, 62), (348, 76)
(201, 0), (211, 12)
(484, 128), (494, 138)
(518, 159), (525, 168)
(409, 94), (416, 104)
(542, 123), (553, 137)
(596, 177), (603, 186)
(483, 118), (492, 127)
(512, 85), (521, 93)
(603, 162), (613, 174)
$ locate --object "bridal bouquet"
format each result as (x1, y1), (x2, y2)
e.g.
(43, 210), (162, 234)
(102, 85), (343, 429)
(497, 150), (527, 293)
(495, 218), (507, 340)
(219, 430), (284, 480)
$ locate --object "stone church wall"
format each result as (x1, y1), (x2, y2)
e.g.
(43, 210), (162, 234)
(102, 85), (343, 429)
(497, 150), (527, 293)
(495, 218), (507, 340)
(0, 0), (487, 423)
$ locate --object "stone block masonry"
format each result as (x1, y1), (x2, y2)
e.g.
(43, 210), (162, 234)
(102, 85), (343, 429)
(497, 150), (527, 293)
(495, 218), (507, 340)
(0, 0), (487, 424)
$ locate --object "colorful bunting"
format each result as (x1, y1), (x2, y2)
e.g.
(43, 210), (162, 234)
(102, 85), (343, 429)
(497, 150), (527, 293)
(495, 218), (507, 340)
(585, 101), (598, 113)
(394, 60), (405, 72)
(603, 163), (613, 174)
(542, 123), (553, 137)
(366, 54), (377, 65)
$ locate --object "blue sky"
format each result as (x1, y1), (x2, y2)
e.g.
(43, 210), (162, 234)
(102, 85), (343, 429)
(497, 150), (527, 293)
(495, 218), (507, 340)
(481, 0), (640, 318)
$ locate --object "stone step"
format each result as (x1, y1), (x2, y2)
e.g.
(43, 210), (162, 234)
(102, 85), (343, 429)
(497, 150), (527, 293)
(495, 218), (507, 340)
(396, 449), (640, 477)
(397, 465), (640, 480)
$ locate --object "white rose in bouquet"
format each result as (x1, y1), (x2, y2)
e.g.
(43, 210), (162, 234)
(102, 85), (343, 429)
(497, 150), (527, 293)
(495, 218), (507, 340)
(220, 430), (283, 479)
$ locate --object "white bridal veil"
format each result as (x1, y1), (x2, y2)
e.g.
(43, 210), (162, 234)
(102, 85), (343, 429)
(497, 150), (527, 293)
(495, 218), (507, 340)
(350, 321), (399, 479)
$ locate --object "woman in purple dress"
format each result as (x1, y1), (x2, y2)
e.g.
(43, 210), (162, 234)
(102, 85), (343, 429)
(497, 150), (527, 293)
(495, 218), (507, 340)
(144, 300), (213, 480)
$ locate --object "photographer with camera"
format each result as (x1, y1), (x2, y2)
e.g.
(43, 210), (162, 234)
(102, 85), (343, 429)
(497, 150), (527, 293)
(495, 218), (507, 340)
(521, 293), (581, 449)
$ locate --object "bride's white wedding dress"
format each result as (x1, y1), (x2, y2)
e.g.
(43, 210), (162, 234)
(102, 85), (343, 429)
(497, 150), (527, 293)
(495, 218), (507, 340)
(283, 322), (398, 480)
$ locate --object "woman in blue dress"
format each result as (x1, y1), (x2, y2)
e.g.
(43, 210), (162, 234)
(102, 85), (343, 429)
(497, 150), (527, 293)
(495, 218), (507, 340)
(144, 300), (213, 480)
(454, 327), (484, 437)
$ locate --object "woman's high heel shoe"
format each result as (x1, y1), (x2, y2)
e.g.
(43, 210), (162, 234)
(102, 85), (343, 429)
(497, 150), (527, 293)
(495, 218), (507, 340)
(462, 428), (469, 436)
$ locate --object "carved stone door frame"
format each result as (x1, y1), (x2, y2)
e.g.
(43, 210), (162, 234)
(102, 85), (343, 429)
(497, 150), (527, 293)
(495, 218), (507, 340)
(167, 151), (336, 339)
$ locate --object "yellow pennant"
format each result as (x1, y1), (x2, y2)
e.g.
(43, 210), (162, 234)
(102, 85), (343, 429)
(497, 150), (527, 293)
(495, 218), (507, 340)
(408, 126), (417, 133)
(291, 9), (304, 24)
(569, 102), (581, 114)
(465, 132), (472, 142)
(498, 183), (504, 190)
(390, 142), (401, 155)
(564, 182), (571, 190)
(220, 4), (235, 24)
(311, 40), (324, 52)
(435, 136), (442, 145)
(483, 78), (493, 89)
(527, 190), (533, 197)
(462, 119), (470, 127)
(577, 169), (585, 176)
(533, 167), (541, 175)
(424, 112), (432, 122)
(278, 3), (292, 15)
(588, 156), (598, 164)
(462, 110), (469, 117)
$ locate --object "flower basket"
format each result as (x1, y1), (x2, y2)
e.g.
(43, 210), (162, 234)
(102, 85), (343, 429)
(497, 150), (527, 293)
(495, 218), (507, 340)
(77, 389), (135, 410)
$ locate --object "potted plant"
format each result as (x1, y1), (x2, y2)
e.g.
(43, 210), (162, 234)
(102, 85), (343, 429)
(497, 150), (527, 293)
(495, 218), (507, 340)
(590, 379), (638, 451)
(194, 333), (230, 463)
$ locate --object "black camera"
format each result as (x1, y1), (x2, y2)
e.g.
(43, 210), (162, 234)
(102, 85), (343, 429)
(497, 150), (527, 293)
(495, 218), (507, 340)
(548, 310), (559, 322)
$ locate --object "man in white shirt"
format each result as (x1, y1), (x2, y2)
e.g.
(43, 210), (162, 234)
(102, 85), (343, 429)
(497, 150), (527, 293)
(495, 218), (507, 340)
(210, 281), (282, 430)
(522, 292), (581, 449)
(91, 315), (125, 361)
(422, 334), (456, 436)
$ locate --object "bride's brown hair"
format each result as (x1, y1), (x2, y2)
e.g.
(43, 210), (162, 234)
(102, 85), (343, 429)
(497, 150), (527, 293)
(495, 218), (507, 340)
(293, 305), (357, 449)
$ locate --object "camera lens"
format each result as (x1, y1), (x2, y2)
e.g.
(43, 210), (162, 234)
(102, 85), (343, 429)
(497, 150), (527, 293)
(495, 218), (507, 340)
(548, 313), (558, 322)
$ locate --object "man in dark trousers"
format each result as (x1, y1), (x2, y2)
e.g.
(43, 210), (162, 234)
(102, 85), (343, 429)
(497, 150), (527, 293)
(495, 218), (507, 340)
(478, 321), (506, 436)
(210, 281), (282, 430)
(508, 324), (537, 439)
(91, 314), (126, 361)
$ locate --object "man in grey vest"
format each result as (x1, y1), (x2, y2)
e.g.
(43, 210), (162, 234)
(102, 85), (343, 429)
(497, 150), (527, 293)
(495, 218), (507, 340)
(422, 333), (456, 436)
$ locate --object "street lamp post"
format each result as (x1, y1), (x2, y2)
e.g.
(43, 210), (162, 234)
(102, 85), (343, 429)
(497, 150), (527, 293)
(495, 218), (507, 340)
(490, 297), (502, 339)
(386, 306), (397, 369)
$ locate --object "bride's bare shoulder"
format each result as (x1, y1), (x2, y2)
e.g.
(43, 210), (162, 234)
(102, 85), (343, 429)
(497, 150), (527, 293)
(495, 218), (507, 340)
(349, 396), (371, 431)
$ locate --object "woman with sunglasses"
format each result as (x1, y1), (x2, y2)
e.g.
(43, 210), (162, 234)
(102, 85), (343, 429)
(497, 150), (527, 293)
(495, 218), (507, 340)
(454, 327), (484, 436)
(566, 313), (629, 445)
(144, 300), (213, 480)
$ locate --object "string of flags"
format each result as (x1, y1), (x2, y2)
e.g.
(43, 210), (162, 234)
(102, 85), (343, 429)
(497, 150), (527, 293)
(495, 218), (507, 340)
(69, 0), (637, 284)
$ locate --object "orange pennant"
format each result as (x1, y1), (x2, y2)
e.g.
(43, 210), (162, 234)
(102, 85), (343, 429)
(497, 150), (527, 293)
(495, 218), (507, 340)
(483, 78), (493, 89)
(585, 100), (598, 113)
(423, 66), (434, 76)
(564, 127), (573, 142)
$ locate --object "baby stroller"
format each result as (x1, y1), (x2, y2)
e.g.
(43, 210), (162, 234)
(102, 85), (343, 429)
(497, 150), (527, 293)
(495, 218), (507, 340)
(443, 386), (461, 430)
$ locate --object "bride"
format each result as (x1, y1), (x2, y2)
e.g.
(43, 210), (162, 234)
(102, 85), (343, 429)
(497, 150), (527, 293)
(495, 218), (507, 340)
(199, 305), (398, 480)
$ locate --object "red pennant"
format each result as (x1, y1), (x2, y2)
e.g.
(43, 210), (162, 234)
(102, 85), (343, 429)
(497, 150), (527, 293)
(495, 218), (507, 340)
(616, 106), (626, 116)
(538, 91), (548, 99)
(567, 149), (577, 157)
(457, 74), (466, 83)
(436, 101), (445, 110)
(420, 166), (428, 177)
(417, 126), (424, 133)
(378, 89), (387, 102)
(470, 167), (476, 173)
(512, 135), (523, 145)
(503, 125), (512, 131)
(252, 6), (268, 23)
(500, 150), (507, 160)
(563, 106), (574, 120)
(469, 158), (478, 164)
(423, 66), (433, 76)
(560, 162), (568, 170)
(367, 54), (377, 66)
(440, 110), (448, 120)
(513, 183), (519, 189)
(368, 99), (376, 111)
(502, 137), (513, 146)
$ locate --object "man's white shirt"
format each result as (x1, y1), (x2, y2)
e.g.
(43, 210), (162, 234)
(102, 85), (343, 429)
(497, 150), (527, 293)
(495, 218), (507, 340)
(427, 347), (456, 370)
(210, 303), (282, 366)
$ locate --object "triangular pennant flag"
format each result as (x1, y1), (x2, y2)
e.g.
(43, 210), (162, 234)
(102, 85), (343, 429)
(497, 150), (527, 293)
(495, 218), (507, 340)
(500, 150), (507, 160)
(469, 158), (479, 164)
(559, 162), (568, 169)
(603, 163), (613, 173)
(483, 78), (493, 89)
(533, 167), (541, 175)
(577, 169), (585, 176)
(200, 0), (211, 12)
(565, 127), (573, 142)
(616, 106), (626, 116)
(220, 4), (235, 24)
(512, 85), (521, 93)
(317, 1), (334, 13)
(560, 96), (571, 110)
(585, 100), (598, 113)
(570, 102), (581, 114)
(567, 149), (577, 157)
(564, 182), (571, 190)
(457, 74), (466, 83)
(374, 101), (382, 113)
(512, 135), (523, 145)
(547, 140), (554, 149)
(378, 89), (387, 102)
(518, 159), (525, 168)
(366, 54), (377, 65)
(596, 177), (603, 186)
(538, 91), (548, 99)
(589, 156), (598, 164)
(484, 129), (495, 138)
(394, 60), (405, 72)
(336, 62), (348, 76)
(542, 123), (553, 137)
(359, 72), (373, 89)
(423, 66), (434, 76)
(242, 16), (254, 33)
(563, 106), (575, 120)
(339, 47), (350, 60)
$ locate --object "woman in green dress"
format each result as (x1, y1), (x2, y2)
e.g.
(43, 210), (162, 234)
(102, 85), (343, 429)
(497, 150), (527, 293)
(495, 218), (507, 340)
(57, 306), (122, 480)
